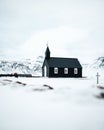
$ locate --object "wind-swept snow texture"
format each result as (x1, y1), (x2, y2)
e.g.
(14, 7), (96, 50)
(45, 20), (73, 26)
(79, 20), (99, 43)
(0, 76), (104, 130)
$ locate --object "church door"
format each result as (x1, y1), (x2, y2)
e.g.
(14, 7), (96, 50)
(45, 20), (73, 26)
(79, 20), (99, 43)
(44, 66), (47, 77)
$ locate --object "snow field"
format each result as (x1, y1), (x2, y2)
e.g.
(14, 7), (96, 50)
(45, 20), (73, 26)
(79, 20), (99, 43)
(0, 77), (104, 130)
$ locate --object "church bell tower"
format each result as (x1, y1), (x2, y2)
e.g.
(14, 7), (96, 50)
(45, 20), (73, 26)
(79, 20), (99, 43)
(45, 46), (50, 60)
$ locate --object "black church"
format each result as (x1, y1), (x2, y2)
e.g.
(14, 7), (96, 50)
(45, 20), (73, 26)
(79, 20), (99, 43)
(42, 46), (82, 78)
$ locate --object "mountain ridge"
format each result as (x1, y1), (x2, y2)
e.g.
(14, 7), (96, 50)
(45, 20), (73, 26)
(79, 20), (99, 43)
(0, 56), (44, 75)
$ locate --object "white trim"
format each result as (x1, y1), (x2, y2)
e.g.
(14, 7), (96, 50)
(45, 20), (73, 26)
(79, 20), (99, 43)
(44, 66), (47, 77)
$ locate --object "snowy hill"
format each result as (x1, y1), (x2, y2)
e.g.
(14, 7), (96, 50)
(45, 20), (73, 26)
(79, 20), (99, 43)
(82, 57), (104, 69)
(0, 56), (44, 75)
(91, 57), (104, 69)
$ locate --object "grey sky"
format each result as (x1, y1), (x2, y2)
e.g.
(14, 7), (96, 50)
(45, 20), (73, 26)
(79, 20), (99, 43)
(0, 0), (104, 62)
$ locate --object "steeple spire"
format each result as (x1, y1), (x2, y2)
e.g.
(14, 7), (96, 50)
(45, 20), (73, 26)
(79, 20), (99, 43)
(45, 44), (50, 60)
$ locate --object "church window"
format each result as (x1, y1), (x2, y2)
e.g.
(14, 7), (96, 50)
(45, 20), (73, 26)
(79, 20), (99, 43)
(54, 67), (58, 74)
(64, 68), (68, 74)
(74, 68), (78, 74)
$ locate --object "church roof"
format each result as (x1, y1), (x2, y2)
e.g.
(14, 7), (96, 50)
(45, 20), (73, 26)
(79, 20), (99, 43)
(44, 57), (82, 68)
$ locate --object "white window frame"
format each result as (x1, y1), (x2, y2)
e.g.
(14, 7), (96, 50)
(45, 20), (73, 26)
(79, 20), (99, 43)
(64, 68), (68, 74)
(74, 68), (78, 74)
(54, 67), (58, 74)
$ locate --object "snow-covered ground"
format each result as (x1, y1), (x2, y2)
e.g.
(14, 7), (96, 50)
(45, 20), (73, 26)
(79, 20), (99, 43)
(0, 72), (104, 130)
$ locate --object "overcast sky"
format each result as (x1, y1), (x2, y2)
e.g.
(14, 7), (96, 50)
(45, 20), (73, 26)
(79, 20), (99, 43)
(0, 0), (104, 62)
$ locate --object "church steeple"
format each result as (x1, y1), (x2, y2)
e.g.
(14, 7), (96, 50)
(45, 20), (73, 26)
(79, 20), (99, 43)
(45, 45), (50, 60)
